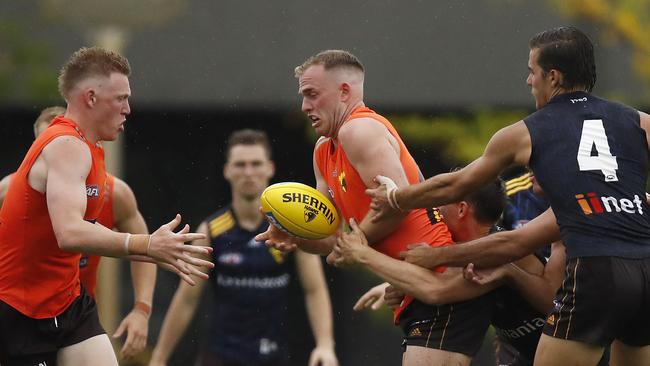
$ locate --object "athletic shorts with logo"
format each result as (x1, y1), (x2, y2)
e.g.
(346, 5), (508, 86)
(544, 256), (650, 347)
(400, 293), (494, 356)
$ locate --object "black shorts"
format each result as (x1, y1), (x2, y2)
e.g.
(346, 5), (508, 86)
(543, 256), (650, 347)
(0, 286), (105, 366)
(400, 294), (493, 357)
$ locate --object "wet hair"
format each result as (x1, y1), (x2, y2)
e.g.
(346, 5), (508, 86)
(294, 49), (364, 78)
(33, 106), (66, 137)
(58, 47), (131, 99)
(529, 26), (596, 92)
(466, 179), (506, 225)
(225, 129), (272, 159)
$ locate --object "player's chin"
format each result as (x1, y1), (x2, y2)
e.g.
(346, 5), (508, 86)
(100, 131), (120, 141)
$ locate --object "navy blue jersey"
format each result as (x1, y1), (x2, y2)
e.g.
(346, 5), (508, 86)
(204, 206), (292, 363)
(502, 173), (550, 230)
(502, 173), (551, 258)
(524, 92), (650, 259)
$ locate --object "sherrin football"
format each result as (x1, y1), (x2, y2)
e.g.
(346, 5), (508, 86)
(261, 182), (340, 240)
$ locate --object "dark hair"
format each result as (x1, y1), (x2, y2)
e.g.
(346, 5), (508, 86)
(466, 179), (506, 225)
(295, 49), (365, 77)
(58, 47), (131, 99)
(225, 129), (272, 159)
(529, 26), (596, 92)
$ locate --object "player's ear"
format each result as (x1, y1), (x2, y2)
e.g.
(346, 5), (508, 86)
(549, 69), (564, 88)
(339, 82), (351, 101)
(267, 160), (276, 178)
(457, 201), (469, 219)
(84, 89), (96, 108)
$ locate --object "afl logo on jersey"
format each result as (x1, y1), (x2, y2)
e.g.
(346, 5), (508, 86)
(86, 185), (99, 199)
(218, 252), (243, 266)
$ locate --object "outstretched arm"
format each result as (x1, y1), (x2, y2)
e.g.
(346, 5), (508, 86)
(402, 208), (560, 269)
(296, 250), (339, 366)
(43, 136), (213, 285)
(110, 177), (157, 359)
(369, 121), (531, 220)
(333, 219), (502, 305)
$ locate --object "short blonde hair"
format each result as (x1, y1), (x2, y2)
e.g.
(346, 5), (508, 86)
(33, 106), (66, 137)
(294, 49), (364, 78)
(58, 47), (131, 99)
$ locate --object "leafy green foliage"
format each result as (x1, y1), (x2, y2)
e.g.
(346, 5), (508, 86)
(0, 19), (58, 102)
(389, 109), (529, 163)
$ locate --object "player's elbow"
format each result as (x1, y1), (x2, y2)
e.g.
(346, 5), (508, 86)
(56, 234), (78, 252)
(54, 227), (85, 252)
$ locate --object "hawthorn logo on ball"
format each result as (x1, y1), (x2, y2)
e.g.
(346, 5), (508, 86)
(304, 206), (318, 223)
(282, 192), (336, 225)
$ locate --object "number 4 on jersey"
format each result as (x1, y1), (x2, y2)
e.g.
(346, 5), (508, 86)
(577, 119), (618, 182)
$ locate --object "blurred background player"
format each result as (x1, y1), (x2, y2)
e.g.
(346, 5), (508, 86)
(0, 106), (157, 359)
(149, 129), (338, 366)
(501, 170), (549, 231)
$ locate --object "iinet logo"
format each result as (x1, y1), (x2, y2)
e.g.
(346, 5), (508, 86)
(575, 193), (644, 215)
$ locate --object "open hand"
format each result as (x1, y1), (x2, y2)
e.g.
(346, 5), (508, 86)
(353, 282), (390, 311)
(147, 214), (214, 286)
(463, 263), (508, 285)
(255, 208), (300, 252)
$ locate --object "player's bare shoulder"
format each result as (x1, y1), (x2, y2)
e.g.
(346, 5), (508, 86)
(486, 120), (531, 167)
(41, 135), (92, 167)
(32, 135), (92, 193)
(339, 116), (388, 140)
(338, 116), (398, 155)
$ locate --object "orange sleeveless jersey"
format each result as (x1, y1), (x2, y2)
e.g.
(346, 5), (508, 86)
(0, 116), (106, 318)
(79, 174), (115, 298)
(314, 106), (453, 322)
